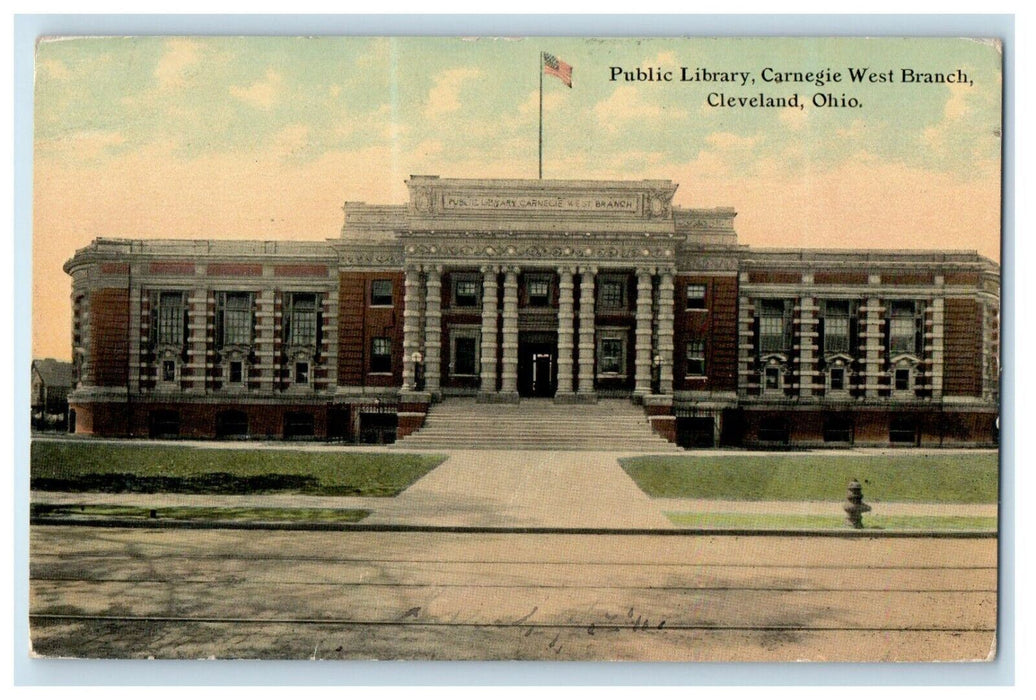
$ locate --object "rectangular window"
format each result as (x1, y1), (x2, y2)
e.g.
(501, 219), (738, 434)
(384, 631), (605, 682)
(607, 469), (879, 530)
(370, 279), (393, 307)
(219, 292), (253, 346)
(889, 300), (917, 355)
(157, 292), (184, 346)
(288, 293), (318, 346)
(162, 360), (176, 383)
(295, 362), (309, 385)
(686, 339), (706, 376)
(686, 284), (707, 310)
(758, 299), (789, 354)
(764, 366), (781, 390)
(371, 337), (392, 373)
(454, 336), (477, 375)
(890, 416), (918, 444)
(599, 337), (624, 375)
(526, 276), (551, 307)
(830, 367), (845, 391)
(598, 278), (626, 310)
(895, 368), (911, 391)
(453, 278), (480, 307)
(229, 361), (243, 384)
(823, 300), (851, 354)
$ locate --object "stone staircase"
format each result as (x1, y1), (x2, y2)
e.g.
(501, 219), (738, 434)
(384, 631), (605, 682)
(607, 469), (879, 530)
(394, 398), (682, 451)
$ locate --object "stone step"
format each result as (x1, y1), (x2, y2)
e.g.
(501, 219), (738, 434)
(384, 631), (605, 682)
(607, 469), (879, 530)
(395, 397), (680, 452)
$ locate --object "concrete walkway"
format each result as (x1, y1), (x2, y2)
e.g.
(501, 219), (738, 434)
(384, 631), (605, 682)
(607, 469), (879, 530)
(362, 450), (671, 528)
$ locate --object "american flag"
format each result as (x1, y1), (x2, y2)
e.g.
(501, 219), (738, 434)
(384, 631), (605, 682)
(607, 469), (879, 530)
(543, 52), (573, 87)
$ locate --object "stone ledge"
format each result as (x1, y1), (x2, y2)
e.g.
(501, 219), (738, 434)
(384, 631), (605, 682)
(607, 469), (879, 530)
(554, 392), (598, 404)
(477, 391), (520, 404)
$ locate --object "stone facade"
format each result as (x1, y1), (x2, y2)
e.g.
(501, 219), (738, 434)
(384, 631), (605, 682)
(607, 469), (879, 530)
(64, 175), (1000, 447)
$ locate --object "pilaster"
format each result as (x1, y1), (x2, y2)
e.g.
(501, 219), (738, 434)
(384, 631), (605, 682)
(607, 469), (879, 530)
(499, 266), (520, 400)
(424, 265), (442, 395)
(577, 266), (597, 398)
(402, 265), (422, 391)
(555, 266), (576, 400)
(478, 265), (500, 398)
(633, 268), (654, 399)
(657, 269), (675, 395)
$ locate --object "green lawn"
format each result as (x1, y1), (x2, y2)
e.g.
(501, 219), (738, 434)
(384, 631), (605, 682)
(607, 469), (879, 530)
(664, 512), (997, 531)
(31, 503), (370, 523)
(620, 453), (998, 503)
(31, 442), (446, 497)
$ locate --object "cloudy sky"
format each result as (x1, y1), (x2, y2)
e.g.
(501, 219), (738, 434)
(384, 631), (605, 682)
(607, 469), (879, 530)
(33, 36), (1002, 360)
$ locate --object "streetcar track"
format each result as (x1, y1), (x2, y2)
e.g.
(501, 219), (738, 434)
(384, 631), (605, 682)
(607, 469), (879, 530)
(27, 612), (997, 633)
(28, 576), (996, 593)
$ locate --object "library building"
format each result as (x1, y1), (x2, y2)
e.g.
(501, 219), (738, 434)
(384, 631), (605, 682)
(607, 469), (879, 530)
(63, 175), (1000, 448)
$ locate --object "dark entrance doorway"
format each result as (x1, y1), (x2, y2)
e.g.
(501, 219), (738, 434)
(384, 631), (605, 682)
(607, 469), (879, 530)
(518, 332), (557, 397)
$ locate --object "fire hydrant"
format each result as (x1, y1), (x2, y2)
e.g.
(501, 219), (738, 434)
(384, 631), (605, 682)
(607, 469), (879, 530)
(843, 478), (872, 529)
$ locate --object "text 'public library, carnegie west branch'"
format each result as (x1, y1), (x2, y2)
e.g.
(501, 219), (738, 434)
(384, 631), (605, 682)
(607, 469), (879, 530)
(63, 176), (1000, 448)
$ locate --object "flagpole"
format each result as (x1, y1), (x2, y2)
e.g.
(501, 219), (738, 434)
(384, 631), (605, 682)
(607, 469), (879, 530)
(538, 51), (543, 180)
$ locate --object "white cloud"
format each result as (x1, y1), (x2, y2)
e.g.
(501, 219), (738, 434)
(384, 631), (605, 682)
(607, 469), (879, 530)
(230, 69), (284, 110)
(423, 67), (482, 118)
(593, 85), (687, 135)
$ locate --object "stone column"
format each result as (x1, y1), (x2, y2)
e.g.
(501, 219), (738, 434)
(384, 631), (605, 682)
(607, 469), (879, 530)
(555, 266), (576, 400)
(402, 264), (422, 391)
(499, 266), (520, 400)
(423, 265), (442, 395)
(577, 267), (597, 398)
(479, 265), (499, 397)
(634, 268), (655, 399)
(657, 269), (675, 395)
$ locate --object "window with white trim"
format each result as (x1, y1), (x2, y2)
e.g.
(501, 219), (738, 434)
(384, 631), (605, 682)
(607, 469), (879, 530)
(686, 284), (707, 310)
(526, 275), (552, 307)
(452, 276), (480, 307)
(287, 293), (318, 346)
(218, 292), (253, 347)
(370, 280), (393, 307)
(598, 277), (626, 311)
(822, 299), (851, 354)
(370, 337), (392, 374)
(888, 300), (919, 356)
(686, 339), (706, 376)
(597, 332), (626, 376)
(156, 292), (185, 346)
(758, 299), (790, 354)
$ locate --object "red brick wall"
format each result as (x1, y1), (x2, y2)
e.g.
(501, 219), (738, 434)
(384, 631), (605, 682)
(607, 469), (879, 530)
(90, 288), (129, 387)
(814, 270), (869, 285)
(673, 275), (737, 391)
(748, 270), (800, 284)
(337, 271), (404, 387)
(944, 298), (983, 396)
(944, 272), (980, 286)
(207, 263), (262, 276)
(881, 272), (934, 285)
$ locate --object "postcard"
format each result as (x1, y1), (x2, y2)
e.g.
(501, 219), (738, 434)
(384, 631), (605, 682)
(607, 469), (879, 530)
(29, 35), (1001, 662)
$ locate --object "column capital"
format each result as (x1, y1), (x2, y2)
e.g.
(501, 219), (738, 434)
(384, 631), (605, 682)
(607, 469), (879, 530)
(504, 265), (521, 276)
(557, 265), (577, 277)
(427, 264), (443, 276)
(480, 264), (501, 275)
(578, 265), (598, 276)
(636, 266), (658, 277)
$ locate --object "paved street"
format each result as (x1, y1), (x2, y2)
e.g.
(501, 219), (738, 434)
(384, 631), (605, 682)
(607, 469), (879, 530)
(29, 525), (997, 661)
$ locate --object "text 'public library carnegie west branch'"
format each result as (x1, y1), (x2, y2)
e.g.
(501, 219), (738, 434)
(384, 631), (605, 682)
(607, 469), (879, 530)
(63, 175), (999, 447)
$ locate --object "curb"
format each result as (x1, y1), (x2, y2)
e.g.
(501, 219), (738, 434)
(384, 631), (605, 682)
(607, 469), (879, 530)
(29, 516), (998, 538)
